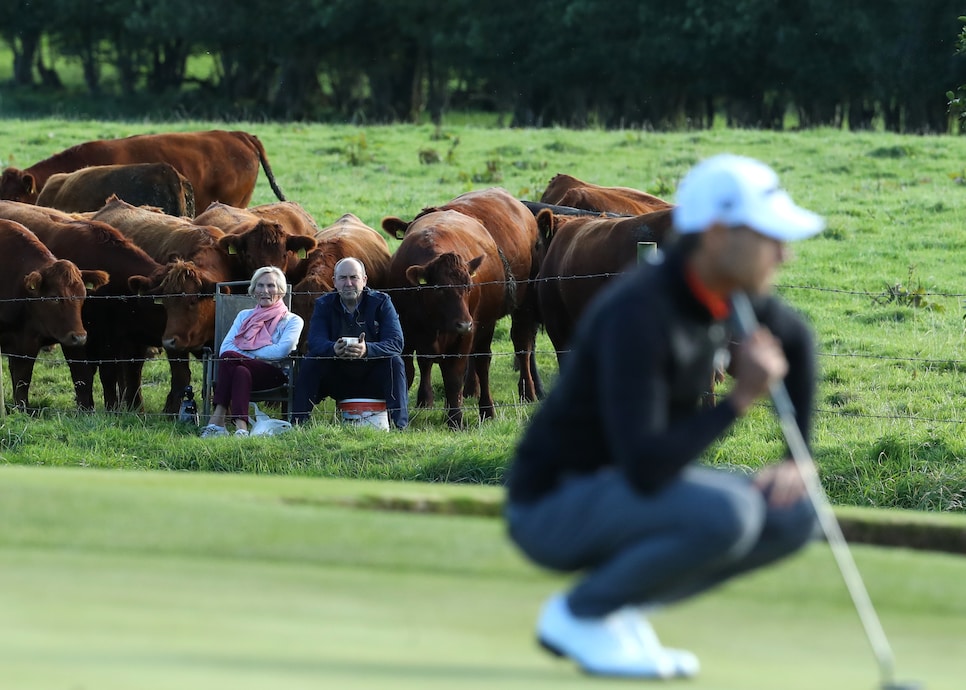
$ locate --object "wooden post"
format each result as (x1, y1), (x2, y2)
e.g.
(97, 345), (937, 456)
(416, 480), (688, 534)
(0, 346), (6, 421)
(637, 241), (657, 264)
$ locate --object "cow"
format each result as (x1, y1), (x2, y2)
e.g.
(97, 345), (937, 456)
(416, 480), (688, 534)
(0, 200), (167, 412)
(192, 201), (319, 278)
(90, 196), (235, 413)
(534, 207), (675, 366)
(288, 213), (392, 348)
(36, 162), (196, 217)
(383, 187), (544, 402)
(540, 173), (673, 216)
(0, 129), (285, 213)
(384, 209), (512, 429)
(0, 218), (108, 409)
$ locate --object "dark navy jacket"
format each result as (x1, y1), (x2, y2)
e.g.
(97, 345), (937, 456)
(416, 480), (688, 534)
(507, 243), (816, 504)
(304, 287), (404, 362)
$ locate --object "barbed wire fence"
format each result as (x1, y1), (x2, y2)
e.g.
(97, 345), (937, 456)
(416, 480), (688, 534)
(2, 273), (965, 425)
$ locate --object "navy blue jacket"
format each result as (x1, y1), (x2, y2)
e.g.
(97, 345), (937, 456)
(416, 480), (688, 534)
(304, 287), (404, 361)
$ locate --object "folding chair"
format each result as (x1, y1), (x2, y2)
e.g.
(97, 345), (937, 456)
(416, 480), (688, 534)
(200, 281), (299, 423)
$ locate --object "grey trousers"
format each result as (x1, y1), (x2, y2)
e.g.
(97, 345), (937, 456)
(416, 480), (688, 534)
(507, 465), (817, 617)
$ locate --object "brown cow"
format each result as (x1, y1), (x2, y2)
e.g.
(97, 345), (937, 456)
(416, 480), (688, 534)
(91, 197), (235, 413)
(0, 200), (166, 412)
(37, 162), (196, 217)
(535, 207), (675, 365)
(193, 201), (318, 278)
(540, 173), (672, 216)
(0, 129), (285, 213)
(0, 218), (108, 409)
(384, 187), (544, 402)
(288, 213), (392, 348)
(385, 210), (511, 429)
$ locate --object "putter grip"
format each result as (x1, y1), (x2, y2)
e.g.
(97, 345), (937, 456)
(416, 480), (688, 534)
(729, 292), (799, 423)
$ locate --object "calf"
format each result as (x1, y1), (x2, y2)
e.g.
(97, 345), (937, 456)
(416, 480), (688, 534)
(0, 129), (285, 212)
(0, 200), (166, 412)
(540, 173), (672, 215)
(37, 162), (196, 217)
(288, 213), (392, 349)
(385, 209), (510, 429)
(0, 219), (108, 409)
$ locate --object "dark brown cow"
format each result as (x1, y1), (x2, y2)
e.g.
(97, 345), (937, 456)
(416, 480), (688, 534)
(288, 213), (392, 348)
(0, 218), (108, 409)
(540, 173), (673, 216)
(37, 162), (196, 217)
(0, 129), (285, 213)
(0, 200), (167, 412)
(384, 187), (544, 402)
(91, 197), (235, 413)
(385, 210), (511, 429)
(535, 208), (675, 365)
(193, 201), (318, 278)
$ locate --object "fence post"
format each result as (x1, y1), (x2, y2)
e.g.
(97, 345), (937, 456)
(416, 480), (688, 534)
(0, 346), (5, 421)
(637, 241), (657, 264)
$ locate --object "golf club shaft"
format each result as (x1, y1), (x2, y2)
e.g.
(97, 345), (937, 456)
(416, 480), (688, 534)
(729, 292), (897, 687)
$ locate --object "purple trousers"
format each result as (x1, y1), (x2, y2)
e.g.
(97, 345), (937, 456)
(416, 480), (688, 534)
(213, 351), (287, 424)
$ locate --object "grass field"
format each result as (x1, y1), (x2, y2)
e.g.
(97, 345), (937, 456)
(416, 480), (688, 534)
(1, 464), (964, 690)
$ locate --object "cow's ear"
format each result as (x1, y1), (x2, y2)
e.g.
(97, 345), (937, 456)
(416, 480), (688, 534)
(24, 173), (37, 195)
(128, 275), (154, 295)
(381, 217), (409, 241)
(23, 271), (42, 294)
(286, 235), (317, 256)
(82, 270), (110, 291)
(467, 255), (485, 277)
(536, 208), (556, 245)
(405, 265), (427, 286)
(218, 235), (239, 254)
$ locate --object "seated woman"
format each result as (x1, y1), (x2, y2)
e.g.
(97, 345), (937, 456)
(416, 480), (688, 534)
(200, 266), (304, 437)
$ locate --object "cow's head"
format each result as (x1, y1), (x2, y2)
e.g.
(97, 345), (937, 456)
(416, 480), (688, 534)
(129, 259), (216, 351)
(0, 168), (39, 204)
(218, 220), (317, 276)
(24, 260), (108, 347)
(404, 251), (484, 337)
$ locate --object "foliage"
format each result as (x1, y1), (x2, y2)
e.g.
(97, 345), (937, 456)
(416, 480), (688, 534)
(0, 2), (964, 131)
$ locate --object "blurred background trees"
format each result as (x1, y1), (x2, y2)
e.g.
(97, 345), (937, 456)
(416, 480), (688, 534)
(1, 0), (964, 132)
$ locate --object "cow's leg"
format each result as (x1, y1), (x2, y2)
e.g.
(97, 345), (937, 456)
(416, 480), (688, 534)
(509, 310), (540, 402)
(7, 348), (38, 410)
(415, 355), (435, 408)
(469, 322), (496, 421)
(163, 350), (193, 415)
(439, 355), (466, 429)
(61, 343), (96, 410)
(119, 357), (147, 413)
(462, 356), (480, 399)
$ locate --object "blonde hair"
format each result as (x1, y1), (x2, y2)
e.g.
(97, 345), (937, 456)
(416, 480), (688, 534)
(248, 266), (288, 295)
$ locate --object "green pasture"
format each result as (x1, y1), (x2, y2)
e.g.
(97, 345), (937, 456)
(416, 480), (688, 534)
(1, 120), (966, 512)
(1, 464), (964, 690)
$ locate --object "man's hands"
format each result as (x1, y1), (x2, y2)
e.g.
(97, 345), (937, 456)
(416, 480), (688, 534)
(334, 333), (367, 359)
(754, 460), (808, 507)
(728, 327), (788, 415)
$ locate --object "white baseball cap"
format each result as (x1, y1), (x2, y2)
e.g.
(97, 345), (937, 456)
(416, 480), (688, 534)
(672, 154), (824, 241)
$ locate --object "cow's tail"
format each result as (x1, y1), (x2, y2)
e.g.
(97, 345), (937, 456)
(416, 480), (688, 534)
(497, 245), (518, 316)
(251, 134), (287, 201)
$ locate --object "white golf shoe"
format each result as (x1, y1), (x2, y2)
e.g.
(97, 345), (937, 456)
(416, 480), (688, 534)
(536, 593), (677, 678)
(618, 606), (700, 678)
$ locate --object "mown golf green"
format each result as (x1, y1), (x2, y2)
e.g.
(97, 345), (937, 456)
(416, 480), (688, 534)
(1, 464), (963, 690)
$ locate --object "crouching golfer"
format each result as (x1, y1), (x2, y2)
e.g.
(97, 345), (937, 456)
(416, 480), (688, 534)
(505, 154), (825, 678)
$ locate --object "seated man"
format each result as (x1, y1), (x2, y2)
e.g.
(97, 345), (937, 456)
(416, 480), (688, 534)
(293, 257), (408, 429)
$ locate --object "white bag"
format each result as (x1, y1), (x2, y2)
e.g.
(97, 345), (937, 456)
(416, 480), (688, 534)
(249, 403), (293, 436)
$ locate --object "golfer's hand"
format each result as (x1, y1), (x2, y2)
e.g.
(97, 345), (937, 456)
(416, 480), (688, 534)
(754, 461), (807, 507)
(728, 327), (788, 414)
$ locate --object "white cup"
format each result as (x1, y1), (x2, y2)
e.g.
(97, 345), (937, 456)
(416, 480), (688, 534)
(341, 337), (359, 346)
